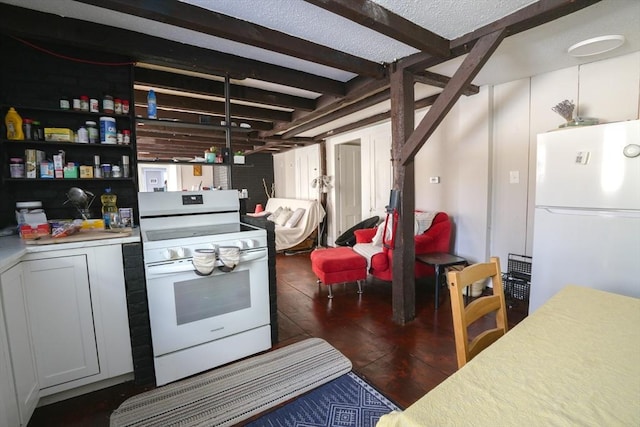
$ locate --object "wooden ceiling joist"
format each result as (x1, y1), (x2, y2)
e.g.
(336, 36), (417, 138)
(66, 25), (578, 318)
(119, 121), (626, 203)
(75, 0), (386, 79)
(304, 0), (450, 57)
(413, 71), (479, 96)
(312, 94), (439, 141)
(280, 89), (392, 139)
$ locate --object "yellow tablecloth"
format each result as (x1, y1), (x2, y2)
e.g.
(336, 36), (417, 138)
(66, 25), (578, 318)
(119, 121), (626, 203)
(377, 285), (640, 427)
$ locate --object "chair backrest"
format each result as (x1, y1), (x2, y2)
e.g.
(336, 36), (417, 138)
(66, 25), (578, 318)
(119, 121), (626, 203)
(446, 256), (508, 369)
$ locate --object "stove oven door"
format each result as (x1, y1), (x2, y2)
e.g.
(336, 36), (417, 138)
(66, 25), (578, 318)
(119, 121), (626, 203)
(145, 249), (269, 357)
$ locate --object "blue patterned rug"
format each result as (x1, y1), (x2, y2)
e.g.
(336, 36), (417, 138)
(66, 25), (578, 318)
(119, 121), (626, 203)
(247, 372), (400, 427)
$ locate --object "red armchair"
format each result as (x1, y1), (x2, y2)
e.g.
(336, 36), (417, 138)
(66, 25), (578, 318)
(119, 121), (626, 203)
(353, 212), (452, 282)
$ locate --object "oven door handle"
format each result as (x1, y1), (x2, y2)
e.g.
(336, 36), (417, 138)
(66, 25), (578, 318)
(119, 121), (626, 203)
(146, 261), (196, 275)
(239, 249), (267, 263)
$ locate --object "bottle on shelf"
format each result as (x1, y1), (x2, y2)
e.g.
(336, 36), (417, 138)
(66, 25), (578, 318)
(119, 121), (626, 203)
(147, 89), (157, 119)
(101, 187), (118, 229)
(5, 107), (25, 140)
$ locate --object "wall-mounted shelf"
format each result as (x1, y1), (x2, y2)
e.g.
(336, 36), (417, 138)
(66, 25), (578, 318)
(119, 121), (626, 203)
(1, 105), (130, 119)
(1, 139), (131, 149)
(136, 118), (253, 133)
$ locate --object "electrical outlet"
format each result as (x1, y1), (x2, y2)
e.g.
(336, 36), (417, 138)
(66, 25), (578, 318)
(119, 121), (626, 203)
(429, 176), (440, 184)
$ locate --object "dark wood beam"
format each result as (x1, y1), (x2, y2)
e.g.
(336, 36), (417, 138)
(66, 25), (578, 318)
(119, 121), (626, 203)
(280, 89), (391, 139)
(401, 30), (506, 165)
(389, 66), (416, 325)
(261, 75), (389, 137)
(398, 0), (601, 73)
(414, 71), (479, 96)
(304, 0), (450, 58)
(245, 136), (318, 155)
(75, 0), (385, 79)
(312, 94), (438, 140)
(135, 67), (316, 112)
(0, 3), (346, 96)
(133, 90), (292, 122)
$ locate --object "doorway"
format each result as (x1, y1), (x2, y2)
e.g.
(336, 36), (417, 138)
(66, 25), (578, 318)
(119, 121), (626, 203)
(335, 142), (362, 238)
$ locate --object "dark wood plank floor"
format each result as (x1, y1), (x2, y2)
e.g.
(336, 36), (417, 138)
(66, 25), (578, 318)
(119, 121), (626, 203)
(27, 252), (528, 426)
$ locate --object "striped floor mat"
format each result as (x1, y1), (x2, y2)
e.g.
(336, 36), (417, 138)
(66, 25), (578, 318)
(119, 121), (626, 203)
(110, 338), (352, 427)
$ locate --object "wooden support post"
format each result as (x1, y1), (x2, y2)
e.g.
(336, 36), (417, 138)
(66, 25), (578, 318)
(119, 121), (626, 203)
(389, 65), (416, 324)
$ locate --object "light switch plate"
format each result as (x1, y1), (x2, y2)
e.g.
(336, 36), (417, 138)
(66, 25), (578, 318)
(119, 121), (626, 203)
(429, 176), (440, 184)
(509, 170), (519, 184)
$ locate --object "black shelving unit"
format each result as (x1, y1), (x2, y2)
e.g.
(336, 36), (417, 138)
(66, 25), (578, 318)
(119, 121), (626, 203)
(0, 36), (138, 225)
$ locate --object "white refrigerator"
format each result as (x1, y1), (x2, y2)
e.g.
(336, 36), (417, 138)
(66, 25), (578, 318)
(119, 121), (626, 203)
(529, 120), (640, 314)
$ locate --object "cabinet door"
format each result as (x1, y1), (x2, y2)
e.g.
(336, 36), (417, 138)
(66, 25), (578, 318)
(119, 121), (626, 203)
(0, 286), (20, 427)
(1, 264), (39, 426)
(23, 256), (99, 389)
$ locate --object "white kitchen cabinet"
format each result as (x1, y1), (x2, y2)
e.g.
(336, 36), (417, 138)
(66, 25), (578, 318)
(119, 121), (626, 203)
(21, 244), (133, 398)
(22, 255), (99, 389)
(0, 289), (20, 427)
(0, 263), (39, 426)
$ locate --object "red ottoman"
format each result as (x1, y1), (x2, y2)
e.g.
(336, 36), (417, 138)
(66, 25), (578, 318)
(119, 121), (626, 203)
(310, 247), (367, 298)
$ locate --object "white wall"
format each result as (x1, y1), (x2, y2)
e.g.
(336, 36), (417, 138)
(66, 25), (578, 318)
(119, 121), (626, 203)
(277, 51), (640, 266)
(273, 144), (321, 200)
(325, 120), (393, 245)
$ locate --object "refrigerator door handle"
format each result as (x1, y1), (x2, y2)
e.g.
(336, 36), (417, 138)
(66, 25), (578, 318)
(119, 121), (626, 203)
(540, 207), (640, 219)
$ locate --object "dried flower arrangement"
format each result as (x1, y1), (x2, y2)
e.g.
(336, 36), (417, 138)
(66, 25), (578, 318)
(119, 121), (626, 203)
(552, 100), (575, 122)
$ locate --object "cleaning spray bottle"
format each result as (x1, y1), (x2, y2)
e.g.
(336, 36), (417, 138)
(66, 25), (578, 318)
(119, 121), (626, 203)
(147, 89), (157, 119)
(5, 107), (24, 140)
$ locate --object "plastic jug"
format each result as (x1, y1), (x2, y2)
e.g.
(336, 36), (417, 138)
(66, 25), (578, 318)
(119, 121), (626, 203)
(101, 188), (118, 228)
(5, 107), (24, 140)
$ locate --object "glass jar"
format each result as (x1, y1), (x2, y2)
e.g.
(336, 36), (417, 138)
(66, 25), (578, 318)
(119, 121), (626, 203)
(80, 95), (89, 112)
(122, 100), (130, 115)
(123, 129), (131, 144)
(102, 95), (114, 114)
(114, 98), (122, 114)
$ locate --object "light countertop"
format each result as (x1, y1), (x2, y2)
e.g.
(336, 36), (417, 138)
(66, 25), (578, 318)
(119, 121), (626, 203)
(0, 228), (140, 273)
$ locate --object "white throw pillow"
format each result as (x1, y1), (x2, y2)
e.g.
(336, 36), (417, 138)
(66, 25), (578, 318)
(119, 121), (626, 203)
(371, 220), (392, 246)
(285, 208), (305, 228)
(275, 207), (293, 226)
(267, 206), (283, 222)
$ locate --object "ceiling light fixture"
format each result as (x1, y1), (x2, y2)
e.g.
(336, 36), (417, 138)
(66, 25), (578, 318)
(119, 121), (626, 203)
(568, 35), (625, 57)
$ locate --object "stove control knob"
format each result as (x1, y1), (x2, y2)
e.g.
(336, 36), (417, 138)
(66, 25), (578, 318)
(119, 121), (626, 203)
(176, 247), (186, 258)
(245, 239), (258, 248)
(234, 240), (247, 250)
(163, 248), (177, 260)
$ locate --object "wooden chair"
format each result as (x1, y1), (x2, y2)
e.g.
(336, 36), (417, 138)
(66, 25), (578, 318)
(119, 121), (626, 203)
(447, 256), (508, 369)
